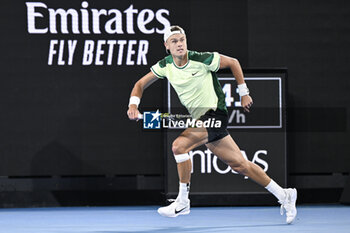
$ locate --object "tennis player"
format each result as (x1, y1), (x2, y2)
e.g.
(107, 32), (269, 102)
(127, 26), (297, 224)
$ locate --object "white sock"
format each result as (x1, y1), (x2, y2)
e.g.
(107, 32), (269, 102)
(265, 179), (286, 202)
(177, 182), (190, 202)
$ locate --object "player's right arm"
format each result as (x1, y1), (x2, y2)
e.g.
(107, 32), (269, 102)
(127, 71), (159, 120)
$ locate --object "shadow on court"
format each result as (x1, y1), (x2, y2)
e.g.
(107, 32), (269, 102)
(93, 224), (287, 233)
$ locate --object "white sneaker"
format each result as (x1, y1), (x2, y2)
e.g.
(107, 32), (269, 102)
(279, 188), (297, 224)
(157, 199), (190, 217)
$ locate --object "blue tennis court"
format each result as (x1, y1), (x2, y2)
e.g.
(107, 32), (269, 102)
(0, 205), (349, 233)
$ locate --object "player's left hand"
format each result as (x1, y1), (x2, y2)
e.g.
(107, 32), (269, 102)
(241, 95), (253, 112)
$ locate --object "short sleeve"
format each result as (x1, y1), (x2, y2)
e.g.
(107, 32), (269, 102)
(207, 52), (220, 72)
(150, 62), (166, 79)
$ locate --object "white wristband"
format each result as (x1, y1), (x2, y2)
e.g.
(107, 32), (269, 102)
(238, 83), (250, 97)
(128, 96), (140, 107)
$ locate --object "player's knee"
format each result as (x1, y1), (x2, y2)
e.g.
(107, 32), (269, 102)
(172, 139), (191, 163)
(172, 139), (187, 155)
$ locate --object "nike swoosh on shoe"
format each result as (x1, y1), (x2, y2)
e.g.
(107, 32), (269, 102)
(175, 207), (186, 214)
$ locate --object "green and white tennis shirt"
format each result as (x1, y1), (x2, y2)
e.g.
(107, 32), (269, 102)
(151, 50), (227, 119)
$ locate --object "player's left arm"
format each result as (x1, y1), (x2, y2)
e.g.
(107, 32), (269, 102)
(219, 54), (253, 112)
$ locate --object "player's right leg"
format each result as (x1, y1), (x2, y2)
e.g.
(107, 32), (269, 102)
(206, 135), (297, 224)
(157, 127), (208, 217)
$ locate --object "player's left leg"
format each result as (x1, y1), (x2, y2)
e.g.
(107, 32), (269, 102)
(157, 127), (208, 218)
(206, 135), (297, 224)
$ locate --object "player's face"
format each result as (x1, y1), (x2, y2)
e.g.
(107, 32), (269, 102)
(165, 34), (187, 57)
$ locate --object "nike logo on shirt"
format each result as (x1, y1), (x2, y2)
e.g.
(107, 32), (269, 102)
(192, 71), (199, 76)
(175, 207), (187, 214)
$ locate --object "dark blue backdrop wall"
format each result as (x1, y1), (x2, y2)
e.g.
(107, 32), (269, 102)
(248, 0), (350, 173)
(0, 0), (349, 206)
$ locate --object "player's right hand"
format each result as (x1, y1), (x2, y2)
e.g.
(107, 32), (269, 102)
(127, 105), (140, 120)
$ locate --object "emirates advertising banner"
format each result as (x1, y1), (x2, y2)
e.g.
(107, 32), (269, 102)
(165, 72), (287, 196)
(25, 1), (170, 66)
(18, 0), (247, 68)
